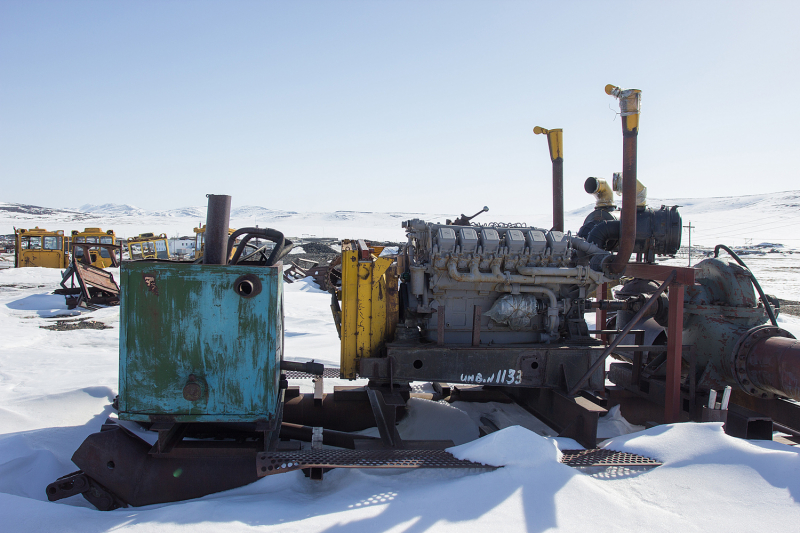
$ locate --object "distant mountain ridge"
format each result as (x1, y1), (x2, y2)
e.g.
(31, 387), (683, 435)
(3, 189), (800, 246)
(78, 203), (148, 216)
(0, 203), (85, 216)
(565, 189), (800, 217)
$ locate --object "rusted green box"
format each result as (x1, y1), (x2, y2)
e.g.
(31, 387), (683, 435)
(118, 262), (282, 423)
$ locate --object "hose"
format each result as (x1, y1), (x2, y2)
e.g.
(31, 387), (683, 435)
(226, 227), (294, 267)
(586, 220), (621, 251)
(714, 244), (778, 327)
(566, 235), (614, 276)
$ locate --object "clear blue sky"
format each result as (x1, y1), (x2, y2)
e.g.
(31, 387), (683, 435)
(2, 1), (798, 215)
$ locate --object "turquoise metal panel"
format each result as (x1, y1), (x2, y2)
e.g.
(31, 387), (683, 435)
(118, 262), (282, 423)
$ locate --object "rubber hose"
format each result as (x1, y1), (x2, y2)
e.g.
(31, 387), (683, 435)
(227, 227), (294, 267)
(714, 244), (778, 327)
(586, 220), (621, 251)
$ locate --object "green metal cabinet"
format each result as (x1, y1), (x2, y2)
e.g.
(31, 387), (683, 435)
(118, 262), (283, 424)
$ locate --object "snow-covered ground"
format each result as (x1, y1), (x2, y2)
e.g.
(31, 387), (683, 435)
(2, 191), (800, 530)
(1, 262), (799, 531)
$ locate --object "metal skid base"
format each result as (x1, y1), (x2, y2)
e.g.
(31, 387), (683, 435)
(46, 421), (269, 510)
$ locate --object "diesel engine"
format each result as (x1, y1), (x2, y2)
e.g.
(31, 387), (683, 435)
(399, 219), (615, 345)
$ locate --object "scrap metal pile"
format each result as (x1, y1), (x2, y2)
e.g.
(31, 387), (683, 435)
(46, 85), (800, 511)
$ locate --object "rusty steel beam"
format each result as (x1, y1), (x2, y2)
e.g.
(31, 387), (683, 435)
(624, 263), (696, 286)
(568, 271), (675, 396)
(552, 158), (564, 232)
(665, 280), (686, 423)
(282, 390), (385, 433)
(731, 391), (800, 432)
(504, 387), (606, 449)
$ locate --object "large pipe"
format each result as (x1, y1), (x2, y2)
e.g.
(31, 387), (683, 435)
(745, 335), (800, 400)
(605, 85), (641, 274)
(446, 259), (605, 286)
(584, 177), (615, 208)
(534, 127), (564, 232)
(611, 172), (647, 208)
(203, 194), (231, 265)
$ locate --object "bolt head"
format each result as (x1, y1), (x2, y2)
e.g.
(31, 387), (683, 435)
(183, 382), (202, 402)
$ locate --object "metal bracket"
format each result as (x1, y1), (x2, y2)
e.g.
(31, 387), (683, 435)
(504, 387), (606, 449)
(149, 422), (188, 455)
(366, 388), (404, 448)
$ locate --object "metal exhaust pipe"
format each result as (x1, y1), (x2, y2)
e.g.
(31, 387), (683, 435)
(605, 85), (641, 273)
(203, 194), (232, 265)
(534, 126), (564, 232)
(584, 177), (615, 208)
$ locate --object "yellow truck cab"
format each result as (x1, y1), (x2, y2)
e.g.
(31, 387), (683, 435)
(126, 233), (170, 260)
(14, 227), (68, 268)
(71, 228), (117, 268)
(193, 224), (236, 261)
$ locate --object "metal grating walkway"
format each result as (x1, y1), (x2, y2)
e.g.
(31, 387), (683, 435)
(560, 449), (662, 468)
(256, 448), (661, 477)
(283, 367), (341, 379)
(257, 449), (496, 477)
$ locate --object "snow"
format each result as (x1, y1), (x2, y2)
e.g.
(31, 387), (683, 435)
(3, 189), (799, 248)
(2, 195), (800, 530)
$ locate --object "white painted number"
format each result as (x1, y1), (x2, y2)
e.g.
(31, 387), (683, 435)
(459, 368), (522, 385)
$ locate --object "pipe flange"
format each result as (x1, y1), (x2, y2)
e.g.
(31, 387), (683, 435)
(730, 325), (795, 399)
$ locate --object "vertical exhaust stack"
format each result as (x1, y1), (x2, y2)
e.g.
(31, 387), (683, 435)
(534, 126), (564, 232)
(605, 84), (641, 273)
(203, 194), (232, 265)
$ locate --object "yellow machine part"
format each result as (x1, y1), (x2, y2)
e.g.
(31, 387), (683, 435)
(193, 225), (236, 261)
(72, 228), (117, 268)
(126, 233), (171, 260)
(533, 126), (563, 162)
(338, 240), (399, 380)
(14, 227), (68, 268)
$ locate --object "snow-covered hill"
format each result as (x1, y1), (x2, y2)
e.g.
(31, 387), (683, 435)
(2, 189), (800, 247)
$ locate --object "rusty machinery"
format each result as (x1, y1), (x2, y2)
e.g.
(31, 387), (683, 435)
(46, 195), (492, 510)
(46, 195), (298, 509)
(334, 84), (800, 447)
(46, 85), (800, 510)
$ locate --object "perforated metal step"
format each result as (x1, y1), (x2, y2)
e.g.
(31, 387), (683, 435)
(283, 367), (341, 379)
(560, 449), (662, 468)
(256, 449), (496, 477)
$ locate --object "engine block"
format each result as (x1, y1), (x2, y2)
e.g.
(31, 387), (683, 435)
(401, 219), (614, 345)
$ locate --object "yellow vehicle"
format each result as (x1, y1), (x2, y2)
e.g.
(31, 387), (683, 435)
(126, 233), (170, 260)
(71, 228), (118, 268)
(14, 227), (68, 268)
(193, 224), (237, 261)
